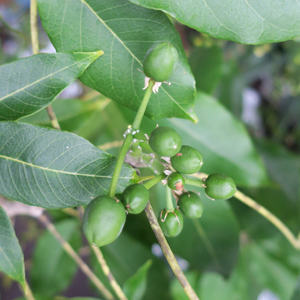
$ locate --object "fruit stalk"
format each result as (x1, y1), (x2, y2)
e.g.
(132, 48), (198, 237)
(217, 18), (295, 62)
(144, 201), (200, 300)
(185, 178), (205, 187)
(108, 80), (154, 197)
(166, 186), (174, 211)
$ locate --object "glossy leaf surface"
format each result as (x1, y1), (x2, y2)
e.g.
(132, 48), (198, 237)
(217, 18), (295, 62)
(37, 0), (197, 121)
(130, 0), (300, 45)
(0, 122), (136, 209)
(0, 52), (100, 121)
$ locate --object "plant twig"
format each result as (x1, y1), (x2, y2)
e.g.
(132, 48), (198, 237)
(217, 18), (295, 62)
(192, 173), (300, 250)
(30, 0), (60, 130)
(92, 246), (128, 300)
(108, 80), (154, 197)
(144, 202), (199, 300)
(38, 214), (115, 300)
(46, 105), (61, 130)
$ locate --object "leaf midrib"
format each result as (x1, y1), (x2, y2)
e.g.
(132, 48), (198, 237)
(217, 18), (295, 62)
(81, 0), (193, 119)
(0, 54), (95, 103)
(0, 154), (130, 179)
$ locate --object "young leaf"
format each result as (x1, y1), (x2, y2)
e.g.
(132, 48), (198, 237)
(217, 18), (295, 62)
(0, 122), (136, 209)
(123, 260), (152, 300)
(129, 0), (300, 45)
(0, 205), (25, 287)
(31, 219), (81, 296)
(37, 0), (197, 122)
(0, 52), (102, 121)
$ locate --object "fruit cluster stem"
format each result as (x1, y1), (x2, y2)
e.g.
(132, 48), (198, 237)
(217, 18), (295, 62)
(108, 80), (154, 197)
(144, 201), (200, 300)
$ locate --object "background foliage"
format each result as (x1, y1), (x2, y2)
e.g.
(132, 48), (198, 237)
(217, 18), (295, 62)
(0, 0), (300, 299)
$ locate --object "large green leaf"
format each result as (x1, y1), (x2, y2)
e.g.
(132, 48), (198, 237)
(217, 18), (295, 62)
(189, 45), (223, 94)
(0, 205), (25, 286)
(31, 219), (81, 296)
(0, 122), (136, 209)
(37, 0), (197, 122)
(129, 0), (300, 45)
(123, 260), (152, 300)
(0, 52), (101, 121)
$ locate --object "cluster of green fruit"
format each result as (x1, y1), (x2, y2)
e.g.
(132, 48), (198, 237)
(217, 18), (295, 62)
(82, 42), (236, 248)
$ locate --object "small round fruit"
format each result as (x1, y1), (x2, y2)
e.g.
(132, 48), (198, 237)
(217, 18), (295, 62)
(171, 145), (203, 174)
(122, 184), (149, 214)
(149, 127), (182, 157)
(82, 196), (126, 247)
(158, 209), (184, 237)
(204, 173), (236, 200)
(178, 192), (203, 219)
(143, 42), (179, 82)
(167, 172), (185, 191)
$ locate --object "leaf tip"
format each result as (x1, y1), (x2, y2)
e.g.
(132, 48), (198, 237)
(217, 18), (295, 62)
(95, 50), (104, 57)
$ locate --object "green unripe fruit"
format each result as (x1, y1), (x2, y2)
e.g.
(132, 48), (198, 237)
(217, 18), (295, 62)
(143, 42), (179, 82)
(122, 184), (149, 214)
(149, 126), (182, 157)
(171, 145), (203, 174)
(82, 196), (126, 247)
(158, 209), (184, 237)
(204, 173), (236, 200)
(178, 192), (203, 219)
(167, 172), (185, 191)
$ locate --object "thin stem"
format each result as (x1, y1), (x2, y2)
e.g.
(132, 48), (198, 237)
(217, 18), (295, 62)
(234, 189), (300, 250)
(98, 140), (123, 151)
(166, 186), (174, 211)
(23, 280), (35, 300)
(185, 178), (205, 188)
(30, 0), (60, 130)
(144, 202), (199, 300)
(143, 173), (166, 190)
(46, 106), (61, 130)
(30, 0), (39, 55)
(92, 246), (128, 300)
(192, 173), (300, 250)
(108, 80), (154, 197)
(38, 214), (115, 300)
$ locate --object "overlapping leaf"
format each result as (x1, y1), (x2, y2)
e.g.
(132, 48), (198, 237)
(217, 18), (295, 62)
(0, 52), (101, 121)
(37, 0), (197, 122)
(0, 122), (136, 209)
(130, 0), (300, 45)
(0, 205), (25, 286)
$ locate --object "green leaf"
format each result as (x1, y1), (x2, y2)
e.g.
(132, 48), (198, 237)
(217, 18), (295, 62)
(31, 219), (81, 296)
(290, 276), (300, 300)
(189, 45), (223, 94)
(37, 0), (197, 122)
(0, 122), (136, 209)
(255, 139), (300, 202)
(0, 52), (101, 121)
(123, 260), (152, 300)
(198, 273), (236, 300)
(229, 242), (297, 300)
(0, 205), (25, 287)
(129, 0), (300, 45)
(20, 98), (109, 132)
